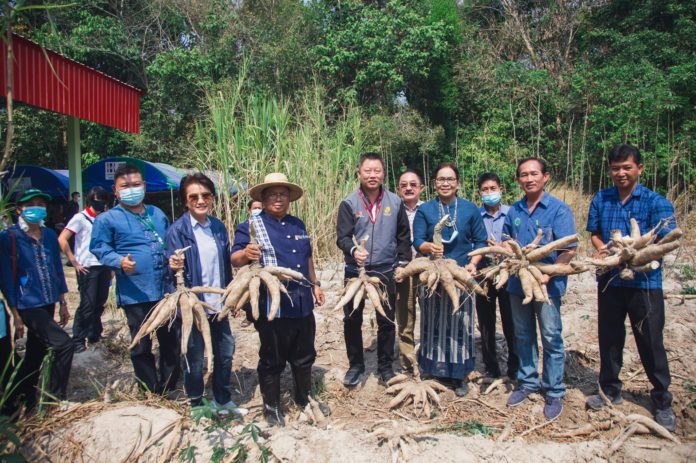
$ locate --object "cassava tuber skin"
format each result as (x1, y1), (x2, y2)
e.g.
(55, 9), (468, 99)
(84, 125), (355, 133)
(384, 354), (449, 418)
(588, 218), (682, 280)
(471, 233), (580, 304)
(395, 215), (484, 313)
(218, 222), (304, 320)
(335, 235), (390, 319)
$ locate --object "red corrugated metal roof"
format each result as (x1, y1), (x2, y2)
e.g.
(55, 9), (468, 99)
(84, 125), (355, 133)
(1, 34), (143, 133)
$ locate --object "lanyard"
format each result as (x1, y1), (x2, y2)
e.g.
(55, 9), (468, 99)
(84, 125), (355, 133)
(124, 207), (165, 250)
(358, 188), (384, 224)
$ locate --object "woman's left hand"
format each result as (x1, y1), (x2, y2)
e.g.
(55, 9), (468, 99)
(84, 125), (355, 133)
(58, 301), (71, 327)
(313, 286), (325, 307)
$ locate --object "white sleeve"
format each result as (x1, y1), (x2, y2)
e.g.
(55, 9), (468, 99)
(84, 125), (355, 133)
(65, 214), (83, 234)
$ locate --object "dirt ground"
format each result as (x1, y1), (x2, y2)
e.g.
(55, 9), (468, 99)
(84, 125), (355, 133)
(16, 245), (696, 462)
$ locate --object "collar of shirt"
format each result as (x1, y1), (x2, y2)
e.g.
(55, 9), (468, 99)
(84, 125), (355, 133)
(83, 207), (96, 218)
(189, 213), (211, 230)
(517, 191), (550, 215)
(480, 204), (509, 219)
(606, 183), (644, 202)
(404, 200), (423, 213)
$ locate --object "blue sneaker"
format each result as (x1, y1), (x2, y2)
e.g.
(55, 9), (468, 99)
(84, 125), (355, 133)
(544, 396), (563, 421)
(507, 388), (532, 407)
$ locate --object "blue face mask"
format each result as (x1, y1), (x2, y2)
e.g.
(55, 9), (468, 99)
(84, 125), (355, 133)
(482, 192), (502, 207)
(250, 208), (262, 217)
(22, 206), (47, 224)
(118, 186), (145, 206)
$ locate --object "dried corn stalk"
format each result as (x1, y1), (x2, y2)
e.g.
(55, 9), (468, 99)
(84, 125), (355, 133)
(586, 219), (682, 280)
(129, 246), (224, 381)
(471, 231), (586, 304)
(395, 215), (484, 313)
(218, 222), (305, 320)
(334, 235), (390, 319)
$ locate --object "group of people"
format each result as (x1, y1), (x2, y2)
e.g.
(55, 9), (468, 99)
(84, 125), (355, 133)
(0, 144), (678, 432)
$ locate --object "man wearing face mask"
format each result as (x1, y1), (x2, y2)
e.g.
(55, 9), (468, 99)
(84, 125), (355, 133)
(91, 164), (180, 395)
(59, 187), (112, 353)
(0, 188), (74, 411)
(476, 173), (518, 380)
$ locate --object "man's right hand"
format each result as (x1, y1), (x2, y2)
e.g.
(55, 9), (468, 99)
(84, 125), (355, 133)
(353, 248), (369, 267)
(244, 244), (262, 262)
(121, 254), (137, 273)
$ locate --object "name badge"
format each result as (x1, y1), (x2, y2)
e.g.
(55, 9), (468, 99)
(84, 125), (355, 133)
(384, 206), (391, 216)
(294, 234), (311, 240)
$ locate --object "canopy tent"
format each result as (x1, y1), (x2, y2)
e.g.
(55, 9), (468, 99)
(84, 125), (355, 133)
(83, 157), (183, 191)
(4, 165), (70, 201)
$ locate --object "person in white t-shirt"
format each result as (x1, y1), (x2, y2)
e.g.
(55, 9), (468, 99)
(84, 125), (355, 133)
(58, 187), (112, 353)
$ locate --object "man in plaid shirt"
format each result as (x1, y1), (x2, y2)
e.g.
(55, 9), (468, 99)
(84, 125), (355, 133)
(585, 144), (677, 432)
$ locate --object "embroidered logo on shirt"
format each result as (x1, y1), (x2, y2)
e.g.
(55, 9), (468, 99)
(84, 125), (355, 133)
(514, 218), (521, 227)
(384, 206), (391, 216)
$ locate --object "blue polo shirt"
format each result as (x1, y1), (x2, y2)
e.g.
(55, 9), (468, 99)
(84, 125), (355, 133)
(503, 192), (577, 298)
(0, 225), (68, 310)
(586, 183), (675, 289)
(90, 204), (169, 306)
(232, 211), (314, 319)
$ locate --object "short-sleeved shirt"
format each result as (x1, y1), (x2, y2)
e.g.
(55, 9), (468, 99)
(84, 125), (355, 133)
(191, 215), (222, 311)
(480, 204), (510, 243)
(232, 211), (314, 319)
(586, 183), (675, 289)
(503, 192), (577, 298)
(65, 209), (100, 267)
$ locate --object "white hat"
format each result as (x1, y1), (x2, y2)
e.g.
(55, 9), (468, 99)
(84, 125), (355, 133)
(248, 172), (304, 202)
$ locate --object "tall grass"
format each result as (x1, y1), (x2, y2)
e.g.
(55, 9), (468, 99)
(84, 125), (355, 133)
(194, 73), (367, 260)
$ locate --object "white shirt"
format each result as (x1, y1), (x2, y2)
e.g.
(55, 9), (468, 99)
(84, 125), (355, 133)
(191, 214), (222, 312)
(65, 210), (100, 267)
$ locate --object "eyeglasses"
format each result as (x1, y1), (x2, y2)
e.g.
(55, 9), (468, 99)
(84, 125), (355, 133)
(399, 182), (421, 189)
(265, 192), (290, 200)
(187, 192), (213, 202)
(435, 177), (457, 184)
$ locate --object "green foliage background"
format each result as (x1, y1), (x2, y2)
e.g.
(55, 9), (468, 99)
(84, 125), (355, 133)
(1, 0), (694, 216)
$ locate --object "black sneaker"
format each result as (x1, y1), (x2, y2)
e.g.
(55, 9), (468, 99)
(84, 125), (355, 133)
(263, 405), (285, 427)
(586, 393), (623, 411)
(379, 369), (396, 385)
(343, 365), (365, 387)
(655, 407), (676, 432)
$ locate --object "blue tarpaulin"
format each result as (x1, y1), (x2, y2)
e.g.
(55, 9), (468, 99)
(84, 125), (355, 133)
(83, 157), (184, 191)
(5, 165), (69, 200)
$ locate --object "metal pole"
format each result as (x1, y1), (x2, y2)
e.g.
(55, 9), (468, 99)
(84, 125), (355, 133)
(67, 116), (83, 207)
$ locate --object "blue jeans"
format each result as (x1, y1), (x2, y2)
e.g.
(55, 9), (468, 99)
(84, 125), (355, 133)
(184, 315), (235, 405)
(509, 294), (565, 398)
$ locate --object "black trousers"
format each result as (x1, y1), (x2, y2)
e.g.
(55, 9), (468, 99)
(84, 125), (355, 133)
(343, 269), (396, 374)
(475, 283), (518, 378)
(124, 302), (181, 394)
(598, 282), (672, 408)
(254, 313), (316, 377)
(73, 266), (111, 344)
(17, 304), (74, 409)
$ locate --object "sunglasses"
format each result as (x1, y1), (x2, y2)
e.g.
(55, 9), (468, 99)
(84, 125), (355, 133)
(187, 192), (213, 202)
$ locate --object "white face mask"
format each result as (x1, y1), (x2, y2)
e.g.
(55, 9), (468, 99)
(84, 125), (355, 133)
(250, 208), (262, 217)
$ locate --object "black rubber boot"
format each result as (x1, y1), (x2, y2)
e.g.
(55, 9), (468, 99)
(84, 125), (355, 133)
(259, 374), (285, 427)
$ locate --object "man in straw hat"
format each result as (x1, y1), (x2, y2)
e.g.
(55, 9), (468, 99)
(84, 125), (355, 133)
(231, 172), (326, 427)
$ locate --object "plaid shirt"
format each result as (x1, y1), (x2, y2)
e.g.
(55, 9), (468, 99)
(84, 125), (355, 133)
(586, 183), (675, 289)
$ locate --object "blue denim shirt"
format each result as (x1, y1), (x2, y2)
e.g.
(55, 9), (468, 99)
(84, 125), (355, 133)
(0, 300), (5, 338)
(90, 204), (169, 306)
(586, 184), (675, 289)
(231, 212), (313, 319)
(0, 225), (68, 310)
(413, 196), (488, 266)
(503, 192), (577, 298)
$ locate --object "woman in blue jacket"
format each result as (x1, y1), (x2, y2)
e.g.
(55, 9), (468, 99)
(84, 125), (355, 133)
(167, 173), (243, 414)
(412, 163), (487, 396)
(0, 189), (74, 411)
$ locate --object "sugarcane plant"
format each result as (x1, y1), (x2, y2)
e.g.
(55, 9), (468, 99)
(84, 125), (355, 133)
(334, 235), (390, 319)
(129, 246), (224, 381)
(586, 218), (683, 280)
(394, 215), (485, 313)
(218, 221), (305, 320)
(471, 230), (587, 304)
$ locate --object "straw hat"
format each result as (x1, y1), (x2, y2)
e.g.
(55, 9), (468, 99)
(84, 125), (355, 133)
(249, 172), (304, 202)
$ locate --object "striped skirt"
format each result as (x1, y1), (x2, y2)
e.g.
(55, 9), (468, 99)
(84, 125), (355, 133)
(417, 287), (475, 380)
